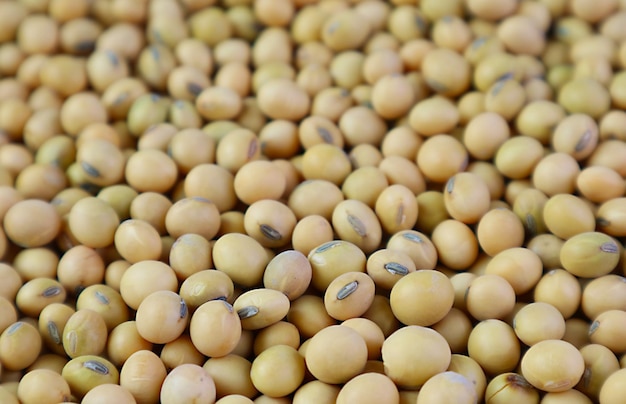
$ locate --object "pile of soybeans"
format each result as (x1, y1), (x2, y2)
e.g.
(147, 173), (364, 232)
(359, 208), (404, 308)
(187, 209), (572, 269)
(2, 0), (626, 403)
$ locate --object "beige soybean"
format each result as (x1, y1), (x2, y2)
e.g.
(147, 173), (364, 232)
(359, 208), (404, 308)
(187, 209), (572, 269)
(213, 233), (269, 287)
(291, 215), (334, 256)
(167, 128), (216, 174)
(311, 87), (353, 121)
(484, 77), (526, 121)
(0, 322), (42, 371)
(179, 270), (234, 314)
(128, 192), (171, 235)
(59, 92), (108, 137)
(485, 247), (543, 295)
(96, 185), (138, 222)
(431, 308), (473, 354)
(257, 78), (310, 121)
(347, 144), (384, 169)
(465, 274), (516, 321)
(374, 184), (418, 235)
(203, 354), (257, 399)
(382, 325), (451, 389)
(463, 112), (510, 160)
(534, 269), (581, 319)
(543, 194), (595, 239)
(215, 128), (261, 174)
(339, 105), (387, 147)
(443, 172), (490, 224)
(250, 345), (305, 398)
(56, 245), (105, 295)
(81, 383), (136, 404)
(467, 319), (520, 376)
(494, 135), (545, 179)
(0, 296), (17, 335)
(301, 143), (351, 186)
(414, 191), (449, 235)
(342, 167), (388, 208)
(589, 310), (626, 353)
(119, 260), (177, 310)
(484, 373), (540, 404)
(581, 274), (625, 319)
(476, 208), (525, 257)
(38, 303), (74, 356)
(14, 163), (67, 201)
(431, 219), (478, 270)
(512, 188), (549, 237)
(513, 302), (566, 346)
(371, 74), (415, 120)
(324, 272), (375, 321)
(386, 230), (438, 270)
(135, 290), (188, 345)
(72, 287), (123, 336)
(15, 278), (67, 318)
(600, 368), (626, 404)
(380, 126), (422, 160)
(390, 270), (454, 326)
(3, 199), (61, 248)
(17, 368), (71, 404)
(417, 371), (477, 404)
(0, 264), (20, 302)
(521, 339), (585, 393)
(408, 96), (459, 138)
(532, 152), (580, 196)
(106, 321), (153, 368)
(457, 91), (487, 124)
(190, 300), (242, 358)
(337, 372), (399, 404)
(67, 196), (118, 248)
(258, 120), (299, 159)
(599, 110), (626, 141)
(576, 166), (625, 204)
(243, 199), (296, 249)
(366, 248), (416, 290)
(185, 164), (237, 213)
(332, 199), (382, 255)
(447, 354), (487, 402)
(378, 155), (426, 194)
(540, 390), (594, 404)
(558, 78), (610, 119)
(263, 250), (312, 301)
(552, 113), (599, 161)
(113, 219), (161, 264)
(417, 134), (468, 183)
(288, 180), (344, 221)
(253, 321), (300, 356)
(287, 295), (336, 339)
(62, 309), (107, 359)
(305, 325), (367, 385)
(125, 149), (178, 193)
(234, 160), (286, 205)
(526, 233), (564, 269)
(165, 197), (221, 242)
(293, 381), (340, 404)
(587, 139), (626, 178)
(597, 198), (626, 237)
(104, 260), (131, 293)
(160, 364), (216, 404)
(421, 48), (471, 97)
(577, 343), (620, 400)
(233, 288), (290, 331)
(169, 234), (213, 281)
(561, 232), (620, 278)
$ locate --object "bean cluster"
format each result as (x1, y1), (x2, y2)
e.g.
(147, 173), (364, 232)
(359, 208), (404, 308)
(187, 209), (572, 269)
(1, 0), (626, 403)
